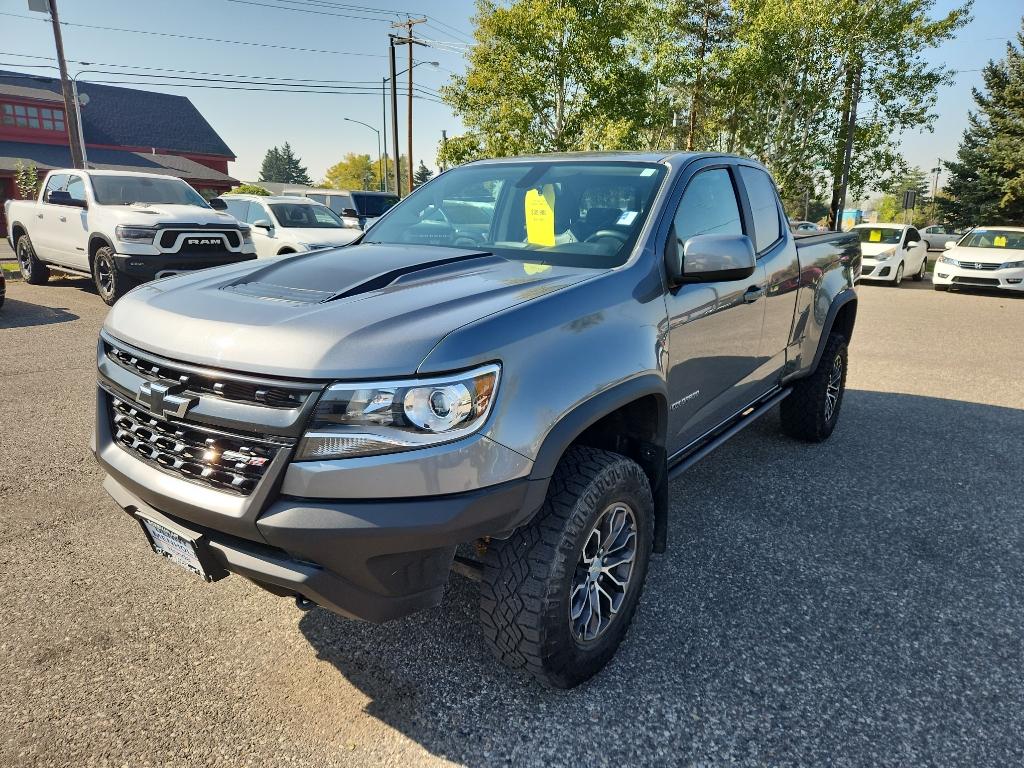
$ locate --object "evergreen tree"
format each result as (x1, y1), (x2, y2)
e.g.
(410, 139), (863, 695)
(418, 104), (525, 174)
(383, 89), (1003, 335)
(258, 146), (286, 183)
(279, 142), (313, 186)
(940, 21), (1024, 227)
(413, 160), (434, 186)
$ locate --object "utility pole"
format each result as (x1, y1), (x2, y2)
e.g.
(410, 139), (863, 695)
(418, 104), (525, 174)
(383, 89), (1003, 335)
(930, 159), (942, 224)
(39, 0), (84, 169)
(391, 17), (426, 196)
(440, 129), (448, 172)
(380, 78), (389, 192)
(388, 37), (401, 195)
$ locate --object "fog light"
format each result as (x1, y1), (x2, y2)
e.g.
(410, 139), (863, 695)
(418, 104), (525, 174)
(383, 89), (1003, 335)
(937, 272), (949, 279)
(1008, 278), (1022, 284)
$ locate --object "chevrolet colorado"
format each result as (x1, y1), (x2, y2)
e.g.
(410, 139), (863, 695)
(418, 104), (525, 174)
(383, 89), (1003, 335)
(5, 169), (256, 305)
(93, 152), (860, 687)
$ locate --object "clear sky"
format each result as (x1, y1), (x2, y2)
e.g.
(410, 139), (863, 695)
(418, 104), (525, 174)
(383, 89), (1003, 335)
(0, 0), (1013, 189)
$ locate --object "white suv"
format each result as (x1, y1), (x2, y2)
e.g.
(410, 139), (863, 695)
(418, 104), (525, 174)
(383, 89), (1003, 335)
(221, 195), (360, 258)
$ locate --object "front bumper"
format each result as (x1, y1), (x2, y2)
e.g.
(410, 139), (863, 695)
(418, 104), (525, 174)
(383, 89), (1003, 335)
(932, 262), (1024, 291)
(115, 249), (257, 281)
(859, 259), (895, 281)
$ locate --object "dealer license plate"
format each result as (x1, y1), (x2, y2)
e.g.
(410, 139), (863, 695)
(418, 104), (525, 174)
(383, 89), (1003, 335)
(139, 516), (208, 580)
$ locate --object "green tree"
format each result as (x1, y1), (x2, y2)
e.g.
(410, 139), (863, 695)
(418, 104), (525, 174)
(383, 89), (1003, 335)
(228, 183), (271, 195)
(323, 153), (379, 191)
(259, 143), (312, 185)
(441, 0), (655, 156)
(940, 20), (1024, 227)
(413, 160), (434, 187)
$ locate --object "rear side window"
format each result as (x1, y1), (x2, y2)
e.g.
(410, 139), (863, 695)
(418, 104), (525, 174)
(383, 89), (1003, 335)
(739, 166), (782, 252)
(673, 168), (743, 246)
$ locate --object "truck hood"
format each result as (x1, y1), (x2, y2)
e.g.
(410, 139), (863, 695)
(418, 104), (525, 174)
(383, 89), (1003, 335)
(103, 244), (596, 379)
(106, 203), (240, 227)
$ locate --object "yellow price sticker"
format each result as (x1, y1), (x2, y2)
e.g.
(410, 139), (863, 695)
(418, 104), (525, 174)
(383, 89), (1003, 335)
(525, 185), (556, 247)
(869, 230), (882, 242)
(523, 263), (551, 275)
(994, 235), (1007, 247)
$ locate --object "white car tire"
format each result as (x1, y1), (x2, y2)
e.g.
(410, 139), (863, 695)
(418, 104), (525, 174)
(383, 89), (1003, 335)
(892, 262), (904, 287)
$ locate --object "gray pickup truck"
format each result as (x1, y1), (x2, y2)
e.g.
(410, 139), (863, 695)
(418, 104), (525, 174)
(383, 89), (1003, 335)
(93, 152), (860, 688)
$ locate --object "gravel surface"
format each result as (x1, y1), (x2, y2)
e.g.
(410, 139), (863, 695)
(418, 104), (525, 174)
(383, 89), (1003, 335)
(1, 276), (1022, 767)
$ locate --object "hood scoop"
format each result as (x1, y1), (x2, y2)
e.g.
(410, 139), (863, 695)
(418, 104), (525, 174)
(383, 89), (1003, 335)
(219, 244), (494, 305)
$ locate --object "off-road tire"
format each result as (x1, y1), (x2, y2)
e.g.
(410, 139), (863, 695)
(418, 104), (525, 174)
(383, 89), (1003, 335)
(92, 246), (135, 306)
(16, 234), (49, 285)
(479, 446), (654, 688)
(780, 331), (848, 442)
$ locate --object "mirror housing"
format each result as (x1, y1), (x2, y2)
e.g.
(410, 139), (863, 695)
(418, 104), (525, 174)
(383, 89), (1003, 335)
(208, 197), (227, 211)
(667, 233), (757, 286)
(341, 207), (359, 218)
(47, 190), (86, 208)
(944, 240), (957, 250)
(905, 239), (920, 248)
(252, 219), (273, 230)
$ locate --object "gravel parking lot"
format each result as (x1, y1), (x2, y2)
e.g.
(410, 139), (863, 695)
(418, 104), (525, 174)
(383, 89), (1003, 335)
(1, 275), (1022, 767)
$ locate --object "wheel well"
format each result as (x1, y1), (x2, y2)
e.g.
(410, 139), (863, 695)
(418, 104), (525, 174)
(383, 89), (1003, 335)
(569, 394), (669, 552)
(88, 235), (112, 270)
(11, 223), (26, 244)
(832, 299), (857, 343)
(277, 247), (296, 255)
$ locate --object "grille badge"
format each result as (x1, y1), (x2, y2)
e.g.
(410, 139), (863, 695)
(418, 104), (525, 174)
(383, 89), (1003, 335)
(136, 380), (198, 419)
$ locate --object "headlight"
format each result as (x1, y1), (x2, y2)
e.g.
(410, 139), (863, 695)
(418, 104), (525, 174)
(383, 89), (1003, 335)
(877, 248), (896, 260)
(296, 363), (500, 460)
(938, 255), (959, 266)
(115, 225), (156, 244)
(239, 225), (253, 245)
(1001, 260), (1024, 269)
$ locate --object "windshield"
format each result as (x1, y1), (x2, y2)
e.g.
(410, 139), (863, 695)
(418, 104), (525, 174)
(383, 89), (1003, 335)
(269, 202), (345, 228)
(352, 192), (399, 217)
(364, 160), (667, 268)
(957, 229), (1024, 250)
(91, 175), (209, 207)
(855, 226), (902, 245)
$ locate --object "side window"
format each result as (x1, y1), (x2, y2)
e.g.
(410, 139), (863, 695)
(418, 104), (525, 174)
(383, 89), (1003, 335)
(65, 175), (86, 203)
(907, 227), (920, 244)
(672, 168), (743, 250)
(738, 166), (782, 252)
(246, 203), (270, 225)
(224, 199), (250, 222)
(306, 193), (326, 205)
(43, 173), (69, 202)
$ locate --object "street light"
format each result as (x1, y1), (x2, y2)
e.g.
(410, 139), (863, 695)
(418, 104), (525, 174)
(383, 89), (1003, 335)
(343, 117), (382, 192)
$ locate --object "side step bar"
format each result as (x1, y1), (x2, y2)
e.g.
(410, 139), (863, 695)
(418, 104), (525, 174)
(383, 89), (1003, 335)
(667, 387), (791, 481)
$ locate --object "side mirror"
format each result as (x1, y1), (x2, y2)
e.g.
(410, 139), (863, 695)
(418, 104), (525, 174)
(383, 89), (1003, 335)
(905, 239), (920, 248)
(48, 190), (71, 205)
(944, 240), (957, 250)
(341, 207), (359, 218)
(667, 233), (757, 285)
(208, 197), (227, 211)
(252, 219), (273, 230)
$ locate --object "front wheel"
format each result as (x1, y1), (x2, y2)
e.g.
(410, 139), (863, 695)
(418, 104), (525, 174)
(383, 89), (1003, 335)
(780, 331), (848, 442)
(479, 446), (654, 688)
(92, 246), (136, 306)
(891, 262), (904, 286)
(913, 257), (927, 281)
(17, 234), (50, 285)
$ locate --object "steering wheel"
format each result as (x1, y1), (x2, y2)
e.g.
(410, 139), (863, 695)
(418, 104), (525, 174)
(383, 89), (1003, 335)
(584, 229), (628, 247)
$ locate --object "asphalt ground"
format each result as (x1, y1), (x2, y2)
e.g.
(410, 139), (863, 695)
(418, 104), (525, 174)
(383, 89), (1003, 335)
(1, 272), (1022, 767)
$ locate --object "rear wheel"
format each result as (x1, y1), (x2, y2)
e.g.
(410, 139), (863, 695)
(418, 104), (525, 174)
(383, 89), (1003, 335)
(780, 331), (848, 442)
(92, 246), (136, 306)
(479, 446), (654, 688)
(16, 234), (50, 285)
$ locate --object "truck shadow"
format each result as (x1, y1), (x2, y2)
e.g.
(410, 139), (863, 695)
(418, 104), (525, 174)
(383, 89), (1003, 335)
(0, 297), (79, 329)
(298, 389), (1024, 766)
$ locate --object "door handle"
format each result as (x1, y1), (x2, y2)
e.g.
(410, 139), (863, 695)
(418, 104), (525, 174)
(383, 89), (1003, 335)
(59, 216), (67, 222)
(743, 286), (765, 304)
(37, 213), (44, 219)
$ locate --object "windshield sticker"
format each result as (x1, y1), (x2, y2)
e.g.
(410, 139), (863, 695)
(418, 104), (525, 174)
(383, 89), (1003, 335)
(869, 230), (882, 242)
(994, 235), (1007, 247)
(525, 185), (556, 247)
(616, 210), (638, 226)
(523, 263), (552, 275)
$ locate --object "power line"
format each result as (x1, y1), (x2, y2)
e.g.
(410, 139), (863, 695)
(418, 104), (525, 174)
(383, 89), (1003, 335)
(222, 0), (403, 22)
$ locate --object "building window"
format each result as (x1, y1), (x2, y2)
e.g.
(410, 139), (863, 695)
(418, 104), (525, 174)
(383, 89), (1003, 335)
(1, 102), (66, 132)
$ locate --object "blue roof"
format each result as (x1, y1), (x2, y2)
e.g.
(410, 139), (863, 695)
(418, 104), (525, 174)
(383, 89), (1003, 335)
(0, 70), (234, 158)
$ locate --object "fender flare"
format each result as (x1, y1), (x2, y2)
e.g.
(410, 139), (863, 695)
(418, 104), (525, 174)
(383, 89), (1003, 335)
(88, 233), (115, 261)
(809, 287), (857, 374)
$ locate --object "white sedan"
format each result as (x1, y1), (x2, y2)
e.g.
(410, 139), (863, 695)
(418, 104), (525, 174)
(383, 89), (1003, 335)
(933, 227), (1024, 293)
(851, 223), (929, 286)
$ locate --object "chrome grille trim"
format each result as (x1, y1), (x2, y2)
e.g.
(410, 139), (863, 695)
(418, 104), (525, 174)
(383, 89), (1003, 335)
(108, 395), (287, 496)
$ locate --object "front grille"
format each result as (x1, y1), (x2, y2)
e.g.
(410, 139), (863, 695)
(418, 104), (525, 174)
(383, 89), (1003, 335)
(158, 229), (240, 250)
(105, 343), (313, 409)
(109, 397), (280, 495)
(956, 261), (1000, 271)
(953, 276), (1000, 286)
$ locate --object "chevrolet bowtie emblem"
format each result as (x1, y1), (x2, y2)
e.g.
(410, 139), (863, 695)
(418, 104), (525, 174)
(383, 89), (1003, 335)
(136, 380), (198, 419)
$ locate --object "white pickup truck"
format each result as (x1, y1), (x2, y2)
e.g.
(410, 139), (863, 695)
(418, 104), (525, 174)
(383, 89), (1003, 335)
(5, 169), (256, 305)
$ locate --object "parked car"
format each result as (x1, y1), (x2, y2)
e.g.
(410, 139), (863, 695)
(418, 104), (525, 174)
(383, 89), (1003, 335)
(92, 152), (859, 688)
(851, 223), (928, 285)
(220, 195), (360, 258)
(4, 169), (256, 305)
(789, 219), (826, 234)
(299, 188), (399, 230)
(920, 224), (959, 251)
(933, 226), (1024, 293)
